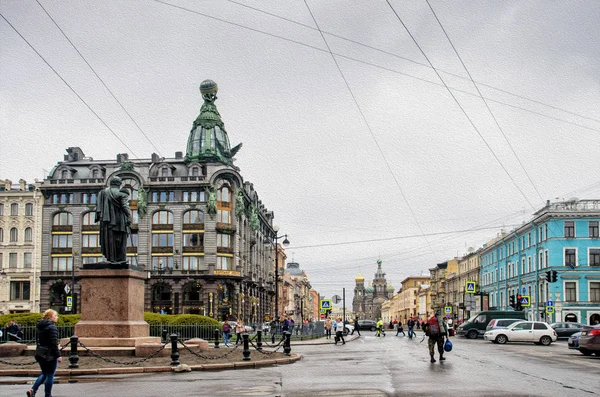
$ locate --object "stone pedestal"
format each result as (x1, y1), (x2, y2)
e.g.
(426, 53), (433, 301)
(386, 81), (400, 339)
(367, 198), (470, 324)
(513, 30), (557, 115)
(74, 267), (149, 338)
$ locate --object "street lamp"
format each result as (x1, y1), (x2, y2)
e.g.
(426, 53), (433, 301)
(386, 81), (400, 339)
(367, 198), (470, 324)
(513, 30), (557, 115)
(272, 226), (289, 321)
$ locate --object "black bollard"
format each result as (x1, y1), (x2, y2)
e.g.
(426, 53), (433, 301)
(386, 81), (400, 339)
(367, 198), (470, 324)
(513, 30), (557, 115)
(242, 333), (251, 361)
(214, 328), (220, 348)
(283, 331), (291, 356)
(161, 328), (168, 343)
(256, 330), (263, 351)
(170, 334), (180, 366)
(68, 335), (79, 368)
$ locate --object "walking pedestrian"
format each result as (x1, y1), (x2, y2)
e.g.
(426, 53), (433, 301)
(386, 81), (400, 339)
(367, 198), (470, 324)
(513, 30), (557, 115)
(222, 320), (232, 346)
(407, 317), (416, 339)
(334, 317), (346, 345)
(27, 309), (62, 397)
(395, 321), (406, 336)
(235, 319), (246, 345)
(425, 311), (448, 363)
(324, 317), (333, 339)
(350, 316), (361, 336)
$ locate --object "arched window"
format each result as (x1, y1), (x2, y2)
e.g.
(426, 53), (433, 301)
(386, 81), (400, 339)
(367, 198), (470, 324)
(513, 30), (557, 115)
(11, 203), (18, 216)
(61, 169), (69, 179)
(92, 169), (99, 178)
(25, 203), (33, 216)
(152, 211), (173, 225)
(10, 228), (18, 242)
(191, 167), (199, 176)
(217, 184), (232, 224)
(53, 212), (73, 226)
(24, 227), (33, 242)
(161, 167), (168, 177)
(82, 212), (98, 226)
(183, 210), (204, 224)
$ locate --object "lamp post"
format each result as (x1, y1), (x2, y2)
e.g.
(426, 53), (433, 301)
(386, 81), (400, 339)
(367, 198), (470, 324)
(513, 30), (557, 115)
(272, 226), (289, 321)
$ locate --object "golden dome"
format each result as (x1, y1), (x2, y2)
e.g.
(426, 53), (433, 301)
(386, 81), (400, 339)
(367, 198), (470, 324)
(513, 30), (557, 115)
(355, 272), (365, 281)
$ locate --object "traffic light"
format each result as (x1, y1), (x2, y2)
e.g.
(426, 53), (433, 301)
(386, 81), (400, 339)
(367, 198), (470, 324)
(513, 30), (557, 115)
(516, 295), (522, 311)
(545, 271), (552, 282)
(551, 270), (558, 282)
(509, 295), (515, 308)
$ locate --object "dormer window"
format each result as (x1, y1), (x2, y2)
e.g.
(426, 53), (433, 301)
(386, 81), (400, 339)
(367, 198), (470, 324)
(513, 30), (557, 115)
(161, 167), (168, 177)
(191, 167), (199, 176)
(92, 169), (99, 178)
(61, 170), (69, 179)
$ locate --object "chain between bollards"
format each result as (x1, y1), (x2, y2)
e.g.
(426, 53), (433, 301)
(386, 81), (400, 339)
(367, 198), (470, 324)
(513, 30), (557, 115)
(170, 334), (180, 366)
(68, 335), (79, 368)
(283, 331), (291, 356)
(242, 333), (251, 361)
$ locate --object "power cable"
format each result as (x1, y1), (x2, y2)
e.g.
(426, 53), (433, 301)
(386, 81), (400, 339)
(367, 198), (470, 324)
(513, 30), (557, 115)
(385, 0), (537, 211)
(153, 0), (600, 135)
(226, 0), (600, 126)
(36, 0), (163, 156)
(0, 12), (139, 159)
(302, 0), (437, 259)
(426, 0), (544, 204)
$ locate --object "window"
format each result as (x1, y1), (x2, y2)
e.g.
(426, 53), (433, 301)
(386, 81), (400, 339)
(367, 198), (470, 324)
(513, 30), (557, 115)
(191, 167), (199, 176)
(10, 228), (18, 242)
(545, 224), (548, 240)
(590, 221), (599, 238)
(216, 185), (232, 224)
(82, 193), (97, 204)
(24, 227), (32, 242)
(61, 169), (69, 179)
(533, 323), (548, 330)
(182, 256), (205, 271)
(127, 233), (138, 248)
(183, 191), (205, 202)
(512, 322), (532, 331)
(183, 233), (203, 248)
(151, 256), (173, 270)
(51, 257), (73, 271)
(83, 256), (102, 265)
(152, 211), (173, 225)
(10, 281), (30, 301)
(0, 203), (3, 216)
(0, 228), (3, 242)
(151, 191), (174, 202)
(528, 233), (531, 247)
(152, 233), (173, 247)
(565, 282), (577, 301)
(52, 193), (73, 204)
(216, 255), (232, 270)
(92, 169), (99, 178)
(53, 235), (73, 248)
(590, 282), (600, 302)
(23, 252), (32, 268)
(564, 221), (575, 238)
(565, 249), (576, 267)
(25, 203), (33, 216)
(10, 203), (18, 216)
(590, 249), (600, 267)
(82, 234), (99, 248)
(183, 210), (204, 224)
(217, 233), (231, 248)
(53, 212), (73, 225)
(82, 212), (98, 226)
(161, 167), (168, 177)
(9, 252), (17, 268)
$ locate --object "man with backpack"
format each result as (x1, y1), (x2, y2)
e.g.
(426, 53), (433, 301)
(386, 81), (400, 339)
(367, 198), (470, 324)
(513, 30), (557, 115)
(424, 311), (448, 363)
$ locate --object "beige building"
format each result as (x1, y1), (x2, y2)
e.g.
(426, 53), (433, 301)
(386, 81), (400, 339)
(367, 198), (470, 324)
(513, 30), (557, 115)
(0, 179), (43, 314)
(429, 259), (459, 313)
(417, 284), (432, 322)
(396, 276), (430, 322)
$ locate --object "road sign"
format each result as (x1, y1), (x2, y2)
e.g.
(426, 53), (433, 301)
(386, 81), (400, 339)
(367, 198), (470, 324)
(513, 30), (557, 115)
(547, 300), (554, 307)
(320, 313), (325, 319)
(546, 306), (555, 314)
(64, 284), (71, 295)
(332, 295), (342, 304)
(465, 281), (476, 294)
(320, 300), (332, 311)
(522, 287), (527, 294)
(445, 306), (452, 314)
(66, 296), (73, 307)
(519, 295), (531, 306)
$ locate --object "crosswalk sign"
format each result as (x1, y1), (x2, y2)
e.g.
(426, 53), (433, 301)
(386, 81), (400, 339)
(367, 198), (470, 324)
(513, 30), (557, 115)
(519, 295), (531, 307)
(546, 306), (554, 314)
(320, 300), (332, 311)
(445, 306), (452, 314)
(66, 296), (73, 308)
(465, 281), (477, 294)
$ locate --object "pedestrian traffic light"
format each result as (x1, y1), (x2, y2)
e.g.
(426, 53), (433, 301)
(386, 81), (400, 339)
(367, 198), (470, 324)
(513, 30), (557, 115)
(545, 270), (552, 282)
(551, 270), (558, 282)
(509, 295), (515, 308)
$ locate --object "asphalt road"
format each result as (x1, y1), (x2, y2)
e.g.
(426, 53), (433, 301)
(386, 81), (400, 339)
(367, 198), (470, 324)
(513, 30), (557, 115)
(1, 331), (598, 397)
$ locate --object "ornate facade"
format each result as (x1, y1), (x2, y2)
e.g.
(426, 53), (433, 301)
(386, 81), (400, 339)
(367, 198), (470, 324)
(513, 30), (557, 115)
(37, 81), (283, 324)
(352, 258), (393, 320)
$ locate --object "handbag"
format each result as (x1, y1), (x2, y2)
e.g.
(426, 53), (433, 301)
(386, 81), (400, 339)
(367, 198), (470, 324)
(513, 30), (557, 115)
(35, 345), (54, 362)
(444, 339), (453, 352)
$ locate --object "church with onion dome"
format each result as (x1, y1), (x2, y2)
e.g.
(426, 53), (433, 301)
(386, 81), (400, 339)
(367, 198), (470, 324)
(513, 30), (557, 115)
(352, 258), (394, 320)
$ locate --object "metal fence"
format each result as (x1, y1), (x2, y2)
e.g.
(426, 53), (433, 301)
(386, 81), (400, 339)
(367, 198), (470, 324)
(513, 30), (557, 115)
(0, 325), (75, 344)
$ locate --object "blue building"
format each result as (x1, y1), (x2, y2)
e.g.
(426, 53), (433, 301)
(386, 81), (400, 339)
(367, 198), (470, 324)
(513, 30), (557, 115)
(479, 199), (600, 325)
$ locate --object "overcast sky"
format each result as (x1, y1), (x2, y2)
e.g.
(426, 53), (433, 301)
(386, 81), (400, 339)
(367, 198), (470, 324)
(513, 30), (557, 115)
(1, 1), (599, 306)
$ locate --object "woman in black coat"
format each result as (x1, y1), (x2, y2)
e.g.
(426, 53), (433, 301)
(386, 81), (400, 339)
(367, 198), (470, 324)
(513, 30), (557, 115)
(27, 309), (62, 397)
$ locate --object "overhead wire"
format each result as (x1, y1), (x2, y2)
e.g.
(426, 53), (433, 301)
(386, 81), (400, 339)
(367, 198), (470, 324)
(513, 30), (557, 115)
(0, 12), (140, 159)
(302, 0), (437, 260)
(385, 0), (537, 211)
(425, 0), (544, 204)
(35, 0), (163, 157)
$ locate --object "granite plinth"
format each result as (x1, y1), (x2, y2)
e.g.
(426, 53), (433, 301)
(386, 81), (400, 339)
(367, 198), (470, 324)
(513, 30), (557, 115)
(74, 267), (149, 339)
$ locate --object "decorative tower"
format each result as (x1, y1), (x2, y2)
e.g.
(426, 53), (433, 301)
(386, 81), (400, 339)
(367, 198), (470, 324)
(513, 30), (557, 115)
(353, 272), (366, 318)
(372, 258), (388, 298)
(185, 79), (242, 165)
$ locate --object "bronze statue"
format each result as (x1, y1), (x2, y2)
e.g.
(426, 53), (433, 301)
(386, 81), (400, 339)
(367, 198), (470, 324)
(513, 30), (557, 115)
(95, 176), (131, 264)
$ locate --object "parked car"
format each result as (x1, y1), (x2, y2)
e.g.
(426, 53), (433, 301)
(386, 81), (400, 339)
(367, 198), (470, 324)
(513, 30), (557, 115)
(356, 320), (378, 331)
(578, 324), (600, 356)
(568, 332), (582, 349)
(458, 310), (527, 339)
(486, 318), (525, 332)
(550, 322), (585, 338)
(483, 321), (557, 345)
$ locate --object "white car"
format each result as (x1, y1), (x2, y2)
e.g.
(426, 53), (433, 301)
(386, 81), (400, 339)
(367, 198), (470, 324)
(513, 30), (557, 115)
(484, 321), (557, 345)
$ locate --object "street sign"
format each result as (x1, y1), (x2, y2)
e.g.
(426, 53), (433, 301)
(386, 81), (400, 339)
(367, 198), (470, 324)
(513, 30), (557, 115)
(519, 295), (531, 306)
(445, 306), (452, 314)
(66, 296), (73, 307)
(522, 287), (527, 294)
(332, 295), (342, 304)
(465, 281), (476, 294)
(320, 300), (332, 311)
(547, 300), (554, 307)
(320, 313), (325, 319)
(546, 306), (555, 314)
(64, 284), (71, 295)
(319, 309), (326, 314)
